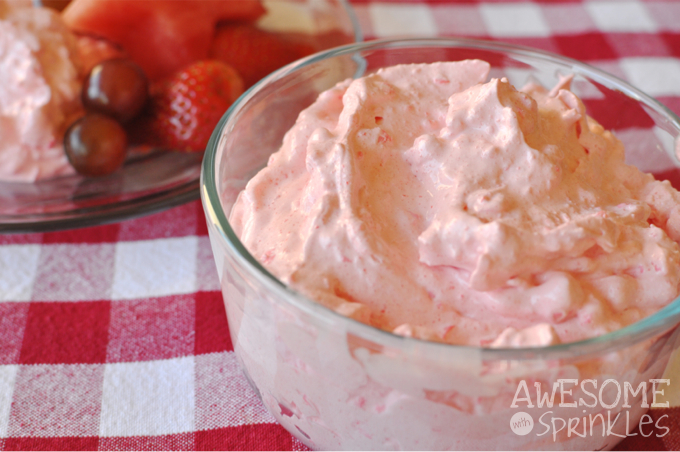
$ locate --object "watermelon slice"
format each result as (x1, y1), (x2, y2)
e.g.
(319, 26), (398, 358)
(62, 0), (265, 81)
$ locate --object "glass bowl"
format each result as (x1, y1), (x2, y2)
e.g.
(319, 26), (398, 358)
(0, 0), (361, 233)
(201, 38), (680, 450)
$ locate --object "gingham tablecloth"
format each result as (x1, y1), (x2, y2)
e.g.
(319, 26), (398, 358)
(2, 0), (680, 450)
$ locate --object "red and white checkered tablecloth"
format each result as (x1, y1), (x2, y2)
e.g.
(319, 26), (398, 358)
(2, 0), (680, 450)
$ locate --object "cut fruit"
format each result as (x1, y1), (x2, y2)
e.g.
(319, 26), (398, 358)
(62, 0), (266, 81)
(74, 34), (127, 77)
(83, 58), (149, 123)
(143, 60), (244, 153)
(64, 113), (128, 177)
(41, 0), (72, 12)
(209, 23), (316, 88)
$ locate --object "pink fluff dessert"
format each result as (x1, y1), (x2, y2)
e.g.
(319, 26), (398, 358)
(230, 60), (680, 348)
(0, 0), (81, 182)
(208, 53), (680, 450)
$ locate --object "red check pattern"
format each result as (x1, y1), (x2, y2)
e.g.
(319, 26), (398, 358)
(1, 1), (680, 450)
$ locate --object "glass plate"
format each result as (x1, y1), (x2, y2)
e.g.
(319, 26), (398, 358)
(1, 0), (362, 233)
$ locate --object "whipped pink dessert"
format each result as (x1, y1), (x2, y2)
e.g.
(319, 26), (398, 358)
(230, 60), (680, 347)
(0, 0), (80, 182)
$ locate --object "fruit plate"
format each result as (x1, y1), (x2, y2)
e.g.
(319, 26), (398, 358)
(0, 0), (361, 233)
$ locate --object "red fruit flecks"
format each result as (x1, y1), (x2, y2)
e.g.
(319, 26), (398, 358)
(209, 23), (316, 88)
(147, 60), (244, 153)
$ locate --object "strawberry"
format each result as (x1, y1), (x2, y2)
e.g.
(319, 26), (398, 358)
(146, 60), (244, 152)
(209, 23), (316, 88)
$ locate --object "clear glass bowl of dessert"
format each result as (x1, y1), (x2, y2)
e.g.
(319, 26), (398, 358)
(0, 0), (361, 233)
(201, 38), (680, 450)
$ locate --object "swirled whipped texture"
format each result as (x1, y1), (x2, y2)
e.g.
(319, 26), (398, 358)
(0, 0), (79, 182)
(230, 60), (680, 347)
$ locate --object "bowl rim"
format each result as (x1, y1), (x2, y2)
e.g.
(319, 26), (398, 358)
(201, 36), (680, 361)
